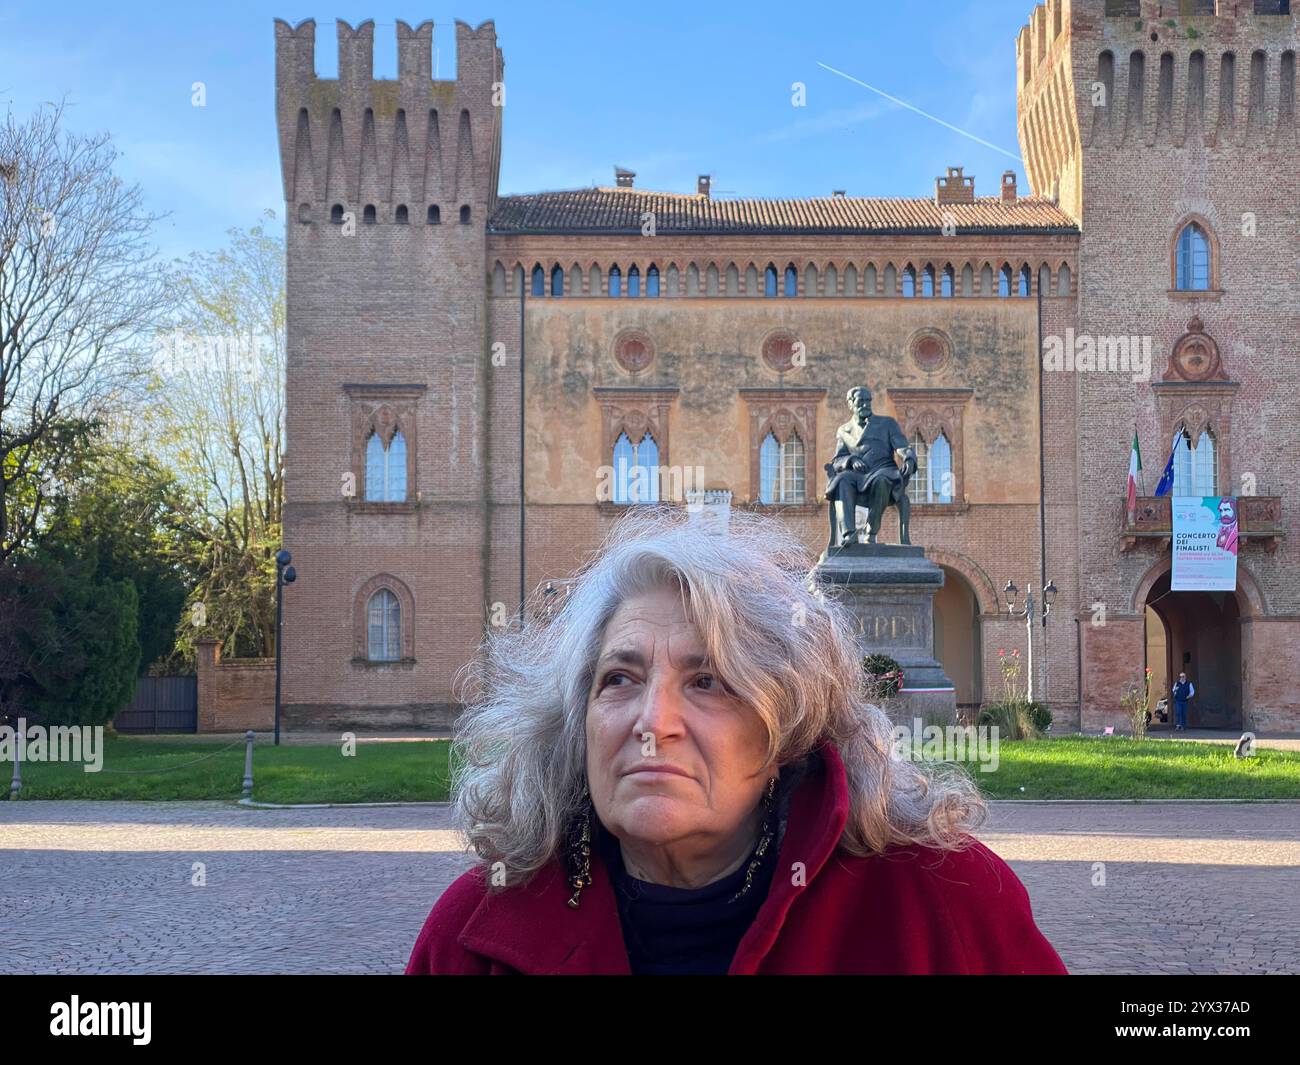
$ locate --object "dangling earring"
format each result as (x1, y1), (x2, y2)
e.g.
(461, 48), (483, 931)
(565, 792), (593, 909)
(729, 775), (778, 904)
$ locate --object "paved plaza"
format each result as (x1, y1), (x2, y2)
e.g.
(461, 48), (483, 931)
(2, 799), (1296, 974)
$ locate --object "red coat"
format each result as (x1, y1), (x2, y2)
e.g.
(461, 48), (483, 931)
(406, 743), (1067, 975)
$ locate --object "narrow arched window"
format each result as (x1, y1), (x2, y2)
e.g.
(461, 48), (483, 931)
(367, 589), (401, 661)
(907, 435), (930, 505)
(999, 265), (1013, 297)
(628, 265), (641, 297)
(1174, 428), (1217, 496)
(1018, 265), (1032, 296)
(942, 266), (955, 297)
(363, 204), (377, 224)
(550, 264), (564, 297)
(531, 265), (545, 297)
(331, 204), (344, 224)
(298, 203), (312, 224)
(427, 205), (441, 224)
(902, 266), (917, 297)
(759, 430), (806, 503)
(647, 265), (660, 297)
(613, 432), (659, 503)
(922, 266), (936, 297)
(765, 265), (778, 297)
(930, 433), (953, 502)
(459, 205), (471, 224)
(609, 266), (622, 297)
(395, 204), (409, 224)
(1175, 222), (1211, 290)
(365, 429), (408, 502)
(784, 265), (798, 297)
(907, 433), (954, 503)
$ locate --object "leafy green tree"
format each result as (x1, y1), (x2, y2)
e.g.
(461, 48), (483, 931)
(41, 436), (198, 674)
(0, 546), (139, 726)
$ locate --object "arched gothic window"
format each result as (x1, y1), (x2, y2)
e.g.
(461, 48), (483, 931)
(759, 430), (806, 503)
(365, 429), (407, 502)
(367, 589), (401, 661)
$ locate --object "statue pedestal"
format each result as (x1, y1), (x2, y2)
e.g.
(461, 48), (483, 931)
(811, 543), (956, 725)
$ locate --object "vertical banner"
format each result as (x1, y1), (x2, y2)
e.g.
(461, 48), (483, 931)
(1171, 496), (1239, 591)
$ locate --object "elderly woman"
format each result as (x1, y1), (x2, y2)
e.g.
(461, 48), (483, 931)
(407, 509), (1066, 975)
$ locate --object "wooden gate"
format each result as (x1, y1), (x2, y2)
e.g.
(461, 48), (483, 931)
(114, 676), (198, 733)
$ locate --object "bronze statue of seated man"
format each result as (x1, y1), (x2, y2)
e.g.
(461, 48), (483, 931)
(823, 386), (917, 550)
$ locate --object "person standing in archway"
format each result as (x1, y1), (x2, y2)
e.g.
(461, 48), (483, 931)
(1172, 671), (1195, 732)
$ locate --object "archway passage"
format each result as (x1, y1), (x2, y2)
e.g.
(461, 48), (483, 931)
(934, 566), (981, 714)
(1144, 570), (1242, 730)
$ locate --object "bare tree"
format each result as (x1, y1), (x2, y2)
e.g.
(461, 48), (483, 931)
(147, 211), (285, 659)
(0, 101), (168, 560)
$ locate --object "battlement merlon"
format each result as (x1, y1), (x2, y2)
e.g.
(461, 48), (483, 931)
(274, 18), (504, 209)
(1018, 1), (1298, 90)
(273, 18), (501, 91)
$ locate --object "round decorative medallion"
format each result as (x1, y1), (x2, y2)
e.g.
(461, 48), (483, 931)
(1167, 317), (1225, 382)
(613, 329), (655, 374)
(908, 328), (952, 372)
(761, 329), (800, 373)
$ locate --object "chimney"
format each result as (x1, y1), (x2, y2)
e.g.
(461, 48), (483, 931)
(1001, 170), (1018, 203)
(615, 167), (635, 188)
(832, 189), (846, 198)
(935, 166), (975, 206)
(697, 174), (711, 198)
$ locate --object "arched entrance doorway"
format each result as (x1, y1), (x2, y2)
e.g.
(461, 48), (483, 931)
(1142, 569), (1243, 730)
(934, 566), (981, 716)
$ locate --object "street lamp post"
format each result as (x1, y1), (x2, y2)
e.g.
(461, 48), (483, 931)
(273, 549), (297, 746)
(1003, 579), (1057, 704)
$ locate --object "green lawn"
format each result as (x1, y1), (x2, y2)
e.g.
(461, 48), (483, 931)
(6, 734), (452, 804)
(4, 733), (1298, 804)
(958, 735), (1300, 800)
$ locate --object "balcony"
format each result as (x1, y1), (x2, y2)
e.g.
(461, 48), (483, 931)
(1121, 495), (1284, 553)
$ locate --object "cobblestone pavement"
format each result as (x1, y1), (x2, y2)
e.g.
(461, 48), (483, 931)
(2, 800), (1296, 974)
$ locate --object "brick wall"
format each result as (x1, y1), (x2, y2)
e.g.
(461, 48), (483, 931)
(195, 639), (276, 733)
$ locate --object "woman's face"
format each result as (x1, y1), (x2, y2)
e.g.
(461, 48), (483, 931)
(585, 584), (775, 851)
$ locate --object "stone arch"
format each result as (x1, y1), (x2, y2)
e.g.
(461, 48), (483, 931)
(1130, 553), (1267, 618)
(924, 548), (1001, 616)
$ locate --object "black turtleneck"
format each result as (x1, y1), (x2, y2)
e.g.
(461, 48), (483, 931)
(597, 765), (805, 975)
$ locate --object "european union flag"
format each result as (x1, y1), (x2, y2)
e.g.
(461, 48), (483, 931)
(1154, 433), (1181, 497)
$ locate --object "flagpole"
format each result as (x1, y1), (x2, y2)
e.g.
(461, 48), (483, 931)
(1137, 425), (1147, 496)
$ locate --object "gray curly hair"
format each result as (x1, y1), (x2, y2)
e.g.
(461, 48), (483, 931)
(452, 506), (984, 885)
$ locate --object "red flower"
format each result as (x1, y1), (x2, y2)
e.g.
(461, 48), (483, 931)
(998, 648), (1006, 657)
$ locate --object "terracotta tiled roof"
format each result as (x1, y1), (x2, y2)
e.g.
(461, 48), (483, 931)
(488, 186), (1077, 235)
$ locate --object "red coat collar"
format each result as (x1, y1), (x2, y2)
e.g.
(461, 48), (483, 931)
(457, 743), (851, 974)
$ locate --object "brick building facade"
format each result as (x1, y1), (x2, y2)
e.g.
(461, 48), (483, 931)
(273, 0), (1299, 733)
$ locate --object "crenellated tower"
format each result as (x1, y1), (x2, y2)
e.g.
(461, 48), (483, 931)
(271, 19), (505, 728)
(274, 17), (503, 219)
(1018, 0), (1297, 222)
(1017, 0), (1299, 729)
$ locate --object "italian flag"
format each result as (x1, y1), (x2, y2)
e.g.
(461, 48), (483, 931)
(1127, 431), (1141, 516)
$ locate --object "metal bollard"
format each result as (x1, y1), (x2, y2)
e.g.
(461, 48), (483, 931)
(241, 730), (255, 800)
(9, 735), (20, 799)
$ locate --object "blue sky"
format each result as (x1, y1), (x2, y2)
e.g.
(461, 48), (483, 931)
(0, 0), (1037, 262)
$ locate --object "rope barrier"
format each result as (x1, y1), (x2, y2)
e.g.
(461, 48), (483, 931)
(97, 739), (246, 775)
